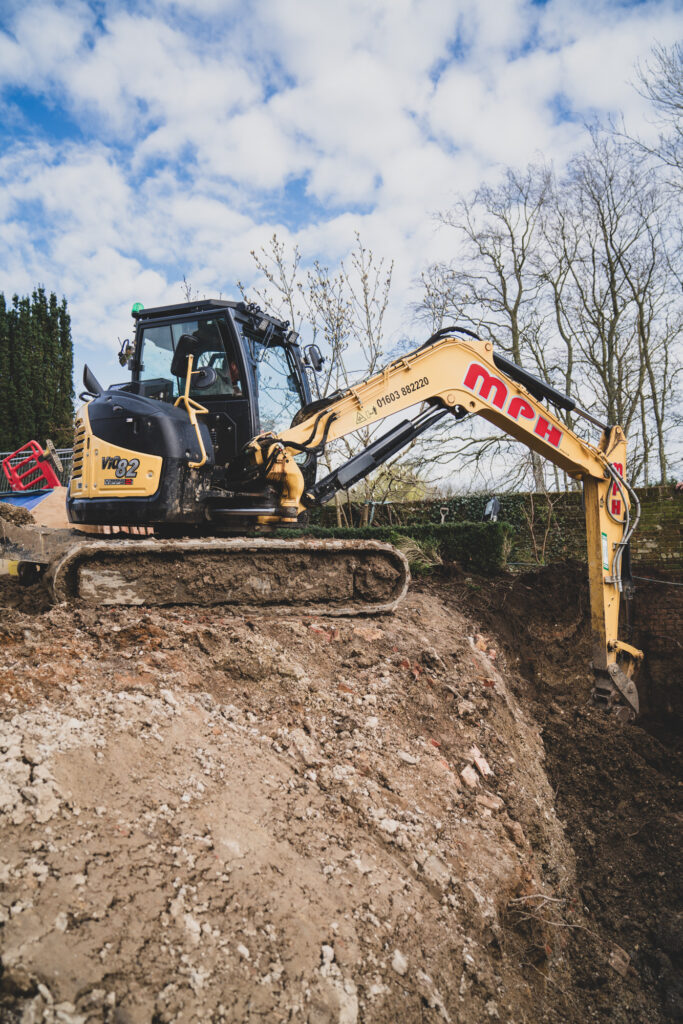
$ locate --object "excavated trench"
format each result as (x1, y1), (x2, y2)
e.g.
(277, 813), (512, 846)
(432, 562), (682, 1023)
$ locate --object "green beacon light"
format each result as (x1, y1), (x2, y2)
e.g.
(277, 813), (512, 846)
(131, 302), (144, 315)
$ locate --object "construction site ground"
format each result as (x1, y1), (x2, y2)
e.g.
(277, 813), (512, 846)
(0, 554), (680, 1023)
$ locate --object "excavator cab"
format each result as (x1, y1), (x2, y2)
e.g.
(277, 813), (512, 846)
(66, 300), (315, 530)
(131, 300), (311, 456)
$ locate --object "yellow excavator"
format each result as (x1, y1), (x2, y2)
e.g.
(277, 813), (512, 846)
(0, 299), (642, 717)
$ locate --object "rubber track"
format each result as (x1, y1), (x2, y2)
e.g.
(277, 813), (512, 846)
(47, 537), (410, 616)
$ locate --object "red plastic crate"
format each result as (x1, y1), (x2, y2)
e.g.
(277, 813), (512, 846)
(2, 441), (61, 492)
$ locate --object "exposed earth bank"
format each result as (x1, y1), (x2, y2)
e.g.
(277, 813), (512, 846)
(0, 565), (680, 1023)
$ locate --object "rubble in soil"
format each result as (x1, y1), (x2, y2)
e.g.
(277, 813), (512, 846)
(0, 568), (679, 1023)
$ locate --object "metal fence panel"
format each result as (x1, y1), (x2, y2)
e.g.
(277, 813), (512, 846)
(0, 449), (74, 495)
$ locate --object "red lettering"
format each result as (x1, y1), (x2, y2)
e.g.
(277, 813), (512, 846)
(611, 499), (622, 515)
(534, 416), (562, 448)
(463, 363), (508, 409)
(508, 397), (535, 421)
(611, 462), (623, 496)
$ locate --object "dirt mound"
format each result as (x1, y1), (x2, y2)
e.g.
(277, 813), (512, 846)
(29, 486), (70, 529)
(0, 567), (679, 1023)
(0, 502), (34, 527)
(1, 588), (578, 1023)
(435, 564), (682, 1021)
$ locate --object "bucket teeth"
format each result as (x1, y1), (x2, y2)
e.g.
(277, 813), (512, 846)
(592, 662), (640, 719)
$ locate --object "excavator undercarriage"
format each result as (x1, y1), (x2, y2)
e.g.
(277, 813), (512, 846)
(1, 300), (643, 716)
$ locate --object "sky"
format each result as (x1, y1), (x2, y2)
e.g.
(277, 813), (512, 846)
(0, 0), (681, 392)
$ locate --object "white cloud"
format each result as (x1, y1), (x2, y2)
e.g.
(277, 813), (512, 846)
(0, 3), (93, 88)
(0, 0), (679, 388)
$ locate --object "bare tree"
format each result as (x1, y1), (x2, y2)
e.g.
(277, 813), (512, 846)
(418, 166), (554, 490)
(239, 233), (432, 518)
(420, 132), (681, 490)
(542, 132), (679, 483)
(632, 42), (683, 191)
(181, 275), (200, 302)
(238, 235), (304, 330)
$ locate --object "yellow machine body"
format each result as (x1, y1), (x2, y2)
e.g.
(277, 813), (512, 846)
(69, 406), (163, 501)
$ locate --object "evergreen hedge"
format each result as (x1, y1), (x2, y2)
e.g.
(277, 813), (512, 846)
(0, 288), (74, 451)
(274, 521), (512, 574)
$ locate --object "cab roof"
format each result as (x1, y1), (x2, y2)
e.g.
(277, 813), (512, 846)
(132, 299), (290, 334)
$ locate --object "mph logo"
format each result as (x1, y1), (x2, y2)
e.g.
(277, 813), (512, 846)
(463, 363), (563, 449)
(609, 463), (624, 517)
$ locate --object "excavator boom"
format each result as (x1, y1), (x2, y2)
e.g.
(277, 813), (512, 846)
(251, 331), (642, 714)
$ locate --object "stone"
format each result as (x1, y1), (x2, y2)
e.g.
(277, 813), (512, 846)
(470, 745), (493, 778)
(457, 699), (477, 718)
(423, 854), (450, 888)
(506, 819), (526, 848)
(379, 818), (400, 835)
(184, 914), (201, 944)
(391, 949), (408, 976)
(476, 794), (504, 813)
(22, 741), (41, 766)
(608, 945), (631, 977)
(416, 970), (451, 1022)
(460, 765), (479, 789)
(289, 727), (322, 767)
(397, 751), (418, 765)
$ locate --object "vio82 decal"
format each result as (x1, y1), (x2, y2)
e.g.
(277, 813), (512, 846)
(462, 363), (564, 449)
(102, 455), (140, 486)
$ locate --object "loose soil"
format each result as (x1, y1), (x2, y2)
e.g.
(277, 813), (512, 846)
(0, 561), (680, 1023)
(433, 563), (682, 1022)
(0, 505), (34, 528)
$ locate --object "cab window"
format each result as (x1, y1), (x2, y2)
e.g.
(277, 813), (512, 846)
(138, 316), (242, 400)
(138, 325), (178, 401)
(247, 335), (304, 434)
(171, 319), (242, 398)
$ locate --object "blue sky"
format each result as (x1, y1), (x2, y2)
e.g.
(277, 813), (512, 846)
(0, 0), (680, 388)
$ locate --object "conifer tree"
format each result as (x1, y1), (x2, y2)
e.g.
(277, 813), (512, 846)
(0, 289), (74, 451)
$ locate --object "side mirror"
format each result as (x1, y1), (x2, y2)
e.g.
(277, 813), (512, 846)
(118, 339), (134, 367)
(304, 343), (325, 372)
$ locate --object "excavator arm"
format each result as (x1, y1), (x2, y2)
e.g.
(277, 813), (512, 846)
(251, 330), (642, 716)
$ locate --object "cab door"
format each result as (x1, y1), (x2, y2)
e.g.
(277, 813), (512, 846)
(169, 316), (253, 463)
(134, 313), (254, 464)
